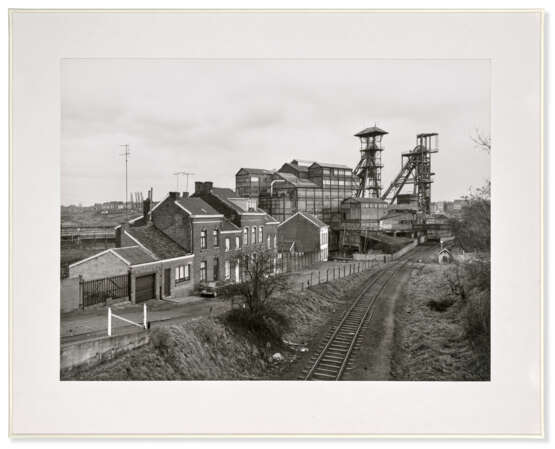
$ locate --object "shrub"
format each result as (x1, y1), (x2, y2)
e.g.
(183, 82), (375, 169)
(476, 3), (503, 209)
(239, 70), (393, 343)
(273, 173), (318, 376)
(224, 304), (290, 345)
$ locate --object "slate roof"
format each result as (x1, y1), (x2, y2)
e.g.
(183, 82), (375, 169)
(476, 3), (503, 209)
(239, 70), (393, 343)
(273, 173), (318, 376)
(222, 218), (241, 232)
(299, 211), (328, 228)
(111, 246), (157, 265)
(209, 187), (246, 213)
(175, 197), (222, 216)
(124, 223), (189, 259)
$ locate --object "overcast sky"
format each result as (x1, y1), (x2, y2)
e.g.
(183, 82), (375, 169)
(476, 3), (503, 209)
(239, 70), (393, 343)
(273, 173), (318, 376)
(61, 59), (490, 206)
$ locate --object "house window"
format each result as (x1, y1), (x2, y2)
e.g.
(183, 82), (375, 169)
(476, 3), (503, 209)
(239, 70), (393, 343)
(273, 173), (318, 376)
(175, 264), (191, 283)
(200, 230), (207, 249)
(213, 229), (220, 247)
(273, 234), (277, 249)
(224, 260), (231, 280)
(234, 262), (240, 283)
(258, 226), (263, 244)
(251, 227), (256, 244)
(235, 236), (240, 249)
(225, 237), (230, 251)
(200, 261), (207, 281)
(267, 234), (271, 249)
(213, 257), (219, 281)
(243, 227), (248, 246)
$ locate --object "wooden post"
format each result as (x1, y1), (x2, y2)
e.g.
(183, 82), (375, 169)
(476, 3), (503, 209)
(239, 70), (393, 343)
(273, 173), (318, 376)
(326, 269), (329, 282)
(318, 271), (321, 284)
(143, 304), (148, 329)
(107, 307), (112, 337)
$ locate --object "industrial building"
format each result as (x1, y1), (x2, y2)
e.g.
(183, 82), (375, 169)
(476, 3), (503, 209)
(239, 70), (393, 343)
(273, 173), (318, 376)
(237, 160), (357, 231)
(236, 124), (443, 255)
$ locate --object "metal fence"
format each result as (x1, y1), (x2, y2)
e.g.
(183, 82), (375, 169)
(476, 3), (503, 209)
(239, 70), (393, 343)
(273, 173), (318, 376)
(81, 273), (130, 308)
(296, 260), (380, 291)
(278, 250), (325, 273)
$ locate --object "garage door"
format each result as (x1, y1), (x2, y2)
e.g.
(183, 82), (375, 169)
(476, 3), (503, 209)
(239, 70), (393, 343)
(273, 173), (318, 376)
(135, 274), (155, 303)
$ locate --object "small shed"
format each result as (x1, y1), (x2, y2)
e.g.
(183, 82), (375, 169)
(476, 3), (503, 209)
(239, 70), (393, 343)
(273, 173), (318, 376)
(438, 248), (453, 264)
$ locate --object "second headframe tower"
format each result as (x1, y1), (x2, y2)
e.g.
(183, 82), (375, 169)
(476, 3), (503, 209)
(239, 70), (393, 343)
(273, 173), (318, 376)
(353, 125), (388, 198)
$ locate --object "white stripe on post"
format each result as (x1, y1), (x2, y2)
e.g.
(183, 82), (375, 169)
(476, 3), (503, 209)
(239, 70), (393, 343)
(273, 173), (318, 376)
(108, 307), (112, 337)
(143, 304), (147, 329)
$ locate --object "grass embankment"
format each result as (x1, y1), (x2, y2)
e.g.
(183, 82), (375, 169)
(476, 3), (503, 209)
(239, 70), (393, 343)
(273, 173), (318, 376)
(391, 255), (490, 381)
(66, 270), (377, 380)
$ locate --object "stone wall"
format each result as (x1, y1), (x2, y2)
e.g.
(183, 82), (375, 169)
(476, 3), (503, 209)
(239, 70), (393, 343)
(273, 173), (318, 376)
(60, 331), (150, 377)
(61, 277), (80, 313)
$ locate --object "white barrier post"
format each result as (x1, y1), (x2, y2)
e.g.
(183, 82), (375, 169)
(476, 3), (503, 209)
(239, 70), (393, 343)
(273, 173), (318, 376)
(143, 304), (148, 329)
(107, 307), (112, 337)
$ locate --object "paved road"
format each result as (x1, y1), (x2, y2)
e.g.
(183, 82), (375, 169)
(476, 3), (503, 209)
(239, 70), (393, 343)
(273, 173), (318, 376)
(61, 297), (228, 344)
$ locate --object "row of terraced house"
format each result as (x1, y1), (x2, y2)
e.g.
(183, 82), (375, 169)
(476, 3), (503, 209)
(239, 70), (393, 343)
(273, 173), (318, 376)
(66, 181), (329, 309)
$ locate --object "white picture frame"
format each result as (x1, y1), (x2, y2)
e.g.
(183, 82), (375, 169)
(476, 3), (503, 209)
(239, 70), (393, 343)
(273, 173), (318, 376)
(9, 9), (544, 437)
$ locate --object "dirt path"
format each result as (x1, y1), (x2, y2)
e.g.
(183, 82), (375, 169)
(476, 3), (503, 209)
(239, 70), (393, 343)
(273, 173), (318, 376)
(342, 262), (413, 380)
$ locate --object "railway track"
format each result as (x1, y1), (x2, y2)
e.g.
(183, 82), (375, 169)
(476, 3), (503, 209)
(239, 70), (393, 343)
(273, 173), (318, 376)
(299, 244), (438, 381)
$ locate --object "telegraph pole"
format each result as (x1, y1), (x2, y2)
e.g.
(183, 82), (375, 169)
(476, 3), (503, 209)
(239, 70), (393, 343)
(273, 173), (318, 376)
(120, 144), (131, 218)
(183, 172), (195, 194)
(173, 171), (195, 193)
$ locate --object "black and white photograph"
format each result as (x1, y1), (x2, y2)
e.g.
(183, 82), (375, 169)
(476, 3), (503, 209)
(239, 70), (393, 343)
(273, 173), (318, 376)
(59, 59), (491, 381)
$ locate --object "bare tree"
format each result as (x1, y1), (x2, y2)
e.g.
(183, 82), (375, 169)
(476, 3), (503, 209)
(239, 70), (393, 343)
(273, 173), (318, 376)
(223, 248), (288, 312)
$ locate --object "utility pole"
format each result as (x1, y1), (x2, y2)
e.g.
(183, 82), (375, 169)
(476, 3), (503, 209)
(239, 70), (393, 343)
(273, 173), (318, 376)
(120, 144), (131, 218)
(173, 171), (195, 193)
(184, 172), (195, 194)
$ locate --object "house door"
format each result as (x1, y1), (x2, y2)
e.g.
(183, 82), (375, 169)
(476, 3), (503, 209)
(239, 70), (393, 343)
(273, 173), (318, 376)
(163, 268), (171, 297)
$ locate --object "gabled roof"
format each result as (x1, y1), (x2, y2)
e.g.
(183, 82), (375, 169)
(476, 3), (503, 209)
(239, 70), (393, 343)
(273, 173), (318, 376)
(279, 162), (309, 174)
(111, 246), (157, 265)
(175, 197), (222, 216)
(275, 172), (319, 188)
(236, 168), (274, 176)
(209, 187), (248, 213)
(354, 126), (388, 137)
(221, 218), (241, 232)
(309, 161), (352, 170)
(278, 211), (329, 229)
(124, 223), (190, 259)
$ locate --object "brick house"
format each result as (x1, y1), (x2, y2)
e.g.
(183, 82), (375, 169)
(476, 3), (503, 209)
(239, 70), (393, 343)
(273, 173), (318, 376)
(277, 211), (329, 261)
(68, 239), (194, 304)
(149, 192), (232, 286)
(116, 222), (195, 300)
(191, 182), (280, 277)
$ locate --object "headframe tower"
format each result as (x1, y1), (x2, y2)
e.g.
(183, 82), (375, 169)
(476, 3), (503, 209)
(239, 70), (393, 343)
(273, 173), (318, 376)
(353, 126), (388, 198)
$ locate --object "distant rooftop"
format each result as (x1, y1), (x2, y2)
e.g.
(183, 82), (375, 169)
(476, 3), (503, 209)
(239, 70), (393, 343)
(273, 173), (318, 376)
(236, 168), (275, 176)
(309, 161), (352, 170)
(275, 172), (319, 188)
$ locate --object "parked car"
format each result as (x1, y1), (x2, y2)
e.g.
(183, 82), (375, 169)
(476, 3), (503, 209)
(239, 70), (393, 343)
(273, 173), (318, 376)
(199, 280), (233, 298)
